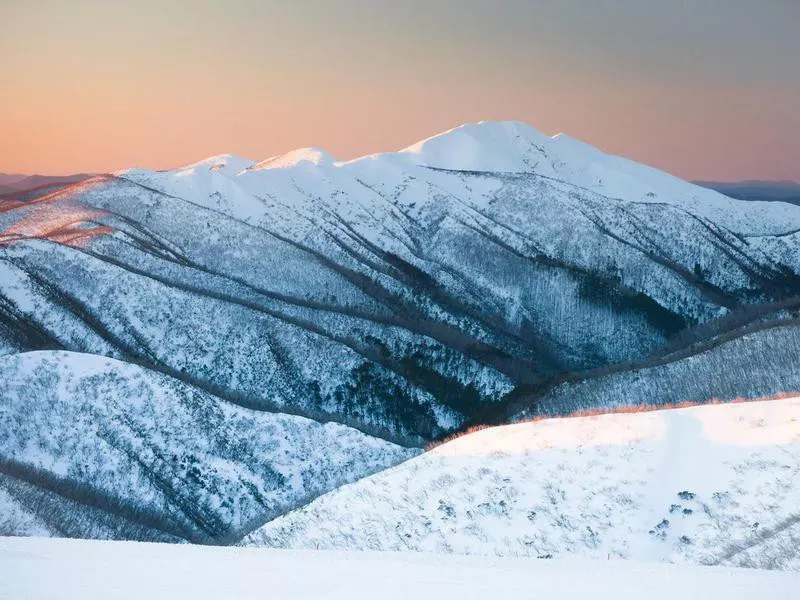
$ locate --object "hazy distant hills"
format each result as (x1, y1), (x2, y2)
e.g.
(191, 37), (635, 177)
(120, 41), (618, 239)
(0, 173), (95, 197)
(2, 121), (800, 546)
(694, 180), (800, 205)
(0, 173), (26, 186)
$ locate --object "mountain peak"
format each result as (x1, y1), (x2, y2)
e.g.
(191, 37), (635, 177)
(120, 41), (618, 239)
(550, 132), (603, 157)
(180, 154), (255, 175)
(250, 147), (336, 171)
(397, 120), (552, 173)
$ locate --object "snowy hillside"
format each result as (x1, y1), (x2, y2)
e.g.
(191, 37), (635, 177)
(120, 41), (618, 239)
(500, 318), (800, 421)
(2, 536), (797, 600)
(245, 398), (800, 570)
(0, 351), (417, 542)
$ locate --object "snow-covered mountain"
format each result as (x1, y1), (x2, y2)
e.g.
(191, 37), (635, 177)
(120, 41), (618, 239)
(2, 120), (800, 545)
(3, 121), (800, 439)
(244, 398), (800, 571)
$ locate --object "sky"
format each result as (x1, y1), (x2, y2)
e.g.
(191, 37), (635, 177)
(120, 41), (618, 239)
(1, 0), (798, 181)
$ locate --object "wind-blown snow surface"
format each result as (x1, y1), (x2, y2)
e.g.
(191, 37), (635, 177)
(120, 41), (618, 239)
(0, 351), (417, 543)
(246, 399), (800, 571)
(2, 537), (797, 600)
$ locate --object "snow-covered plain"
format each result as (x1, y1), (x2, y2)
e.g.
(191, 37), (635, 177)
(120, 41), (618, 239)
(246, 398), (800, 570)
(1, 536), (797, 600)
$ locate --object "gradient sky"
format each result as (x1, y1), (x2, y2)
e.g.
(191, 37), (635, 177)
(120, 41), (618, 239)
(1, 0), (798, 180)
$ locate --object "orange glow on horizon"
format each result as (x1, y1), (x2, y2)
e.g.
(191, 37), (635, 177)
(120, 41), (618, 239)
(1, 1), (798, 182)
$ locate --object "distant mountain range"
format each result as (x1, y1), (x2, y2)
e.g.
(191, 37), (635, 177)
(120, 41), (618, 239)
(694, 180), (800, 204)
(0, 173), (95, 197)
(2, 121), (800, 556)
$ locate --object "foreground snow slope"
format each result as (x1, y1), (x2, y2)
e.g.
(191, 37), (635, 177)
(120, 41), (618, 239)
(246, 398), (800, 570)
(1, 536), (797, 600)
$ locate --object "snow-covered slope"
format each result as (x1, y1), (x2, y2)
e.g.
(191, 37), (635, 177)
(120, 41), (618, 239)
(0, 351), (417, 543)
(245, 398), (800, 570)
(499, 318), (800, 421)
(3, 537), (798, 600)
